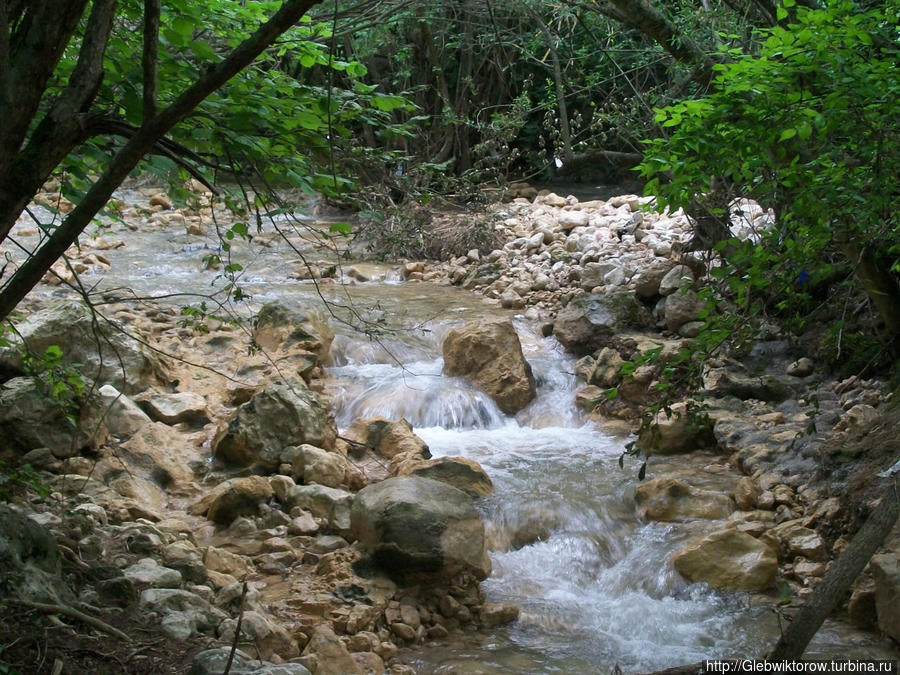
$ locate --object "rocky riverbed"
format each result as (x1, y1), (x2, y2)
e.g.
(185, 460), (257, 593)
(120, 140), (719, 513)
(0, 184), (897, 673)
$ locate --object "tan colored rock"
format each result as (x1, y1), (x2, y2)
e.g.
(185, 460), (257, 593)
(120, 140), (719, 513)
(288, 444), (348, 488)
(481, 602), (520, 628)
(769, 522), (828, 561)
(344, 417), (429, 460)
(252, 301), (333, 366)
(302, 624), (363, 675)
(213, 383), (337, 470)
(148, 192), (172, 209)
(673, 529), (777, 591)
(634, 478), (734, 522)
(204, 546), (249, 578)
(202, 476), (274, 525)
(734, 477), (761, 510)
(118, 421), (195, 485)
(588, 347), (624, 387)
(635, 401), (713, 455)
(397, 456), (494, 497)
(442, 319), (536, 414)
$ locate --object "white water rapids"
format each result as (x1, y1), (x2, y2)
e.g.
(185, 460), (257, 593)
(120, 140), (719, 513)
(10, 198), (897, 673)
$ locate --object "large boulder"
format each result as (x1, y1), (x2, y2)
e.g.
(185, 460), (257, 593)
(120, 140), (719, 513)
(0, 376), (108, 457)
(214, 384), (337, 470)
(553, 292), (652, 357)
(351, 476), (490, 582)
(252, 302), (333, 365)
(634, 478), (734, 522)
(442, 319), (535, 415)
(673, 529), (777, 591)
(0, 302), (165, 394)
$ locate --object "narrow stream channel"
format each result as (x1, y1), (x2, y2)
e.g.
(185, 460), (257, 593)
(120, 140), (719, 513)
(12, 199), (898, 672)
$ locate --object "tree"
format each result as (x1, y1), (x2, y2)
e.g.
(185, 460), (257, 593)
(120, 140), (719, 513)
(638, 0), (900, 359)
(0, 0), (346, 321)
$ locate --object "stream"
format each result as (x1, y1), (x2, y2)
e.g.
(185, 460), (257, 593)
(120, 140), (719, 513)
(11, 196), (899, 672)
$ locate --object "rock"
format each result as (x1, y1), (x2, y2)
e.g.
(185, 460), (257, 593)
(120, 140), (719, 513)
(769, 522), (828, 561)
(0, 302), (165, 394)
(847, 576), (878, 630)
(302, 624), (363, 675)
(553, 292), (652, 356)
(137, 391), (209, 425)
(344, 417), (429, 460)
(219, 611), (299, 661)
(202, 476), (274, 525)
(787, 357), (814, 377)
(288, 444), (348, 488)
(703, 368), (791, 403)
(658, 265), (695, 296)
(480, 602), (520, 628)
(664, 289), (704, 332)
(633, 260), (675, 299)
(163, 541), (208, 584)
(213, 384), (337, 470)
(139, 588), (227, 636)
(203, 546), (249, 578)
(391, 622), (416, 641)
(580, 262), (619, 290)
(0, 504), (63, 603)
(0, 376), (108, 456)
(351, 476), (490, 582)
(500, 290), (525, 310)
(190, 648), (311, 675)
(868, 554), (900, 641)
(734, 477), (761, 510)
(442, 319), (536, 414)
(149, 192), (172, 209)
(98, 384), (152, 437)
(672, 529), (777, 591)
(835, 404), (879, 432)
(118, 421), (196, 486)
(282, 484), (354, 533)
(635, 401), (713, 455)
(399, 457), (494, 497)
(588, 347), (623, 387)
(557, 210), (589, 231)
(252, 302), (334, 367)
(634, 478), (734, 521)
(123, 558), (183, 588)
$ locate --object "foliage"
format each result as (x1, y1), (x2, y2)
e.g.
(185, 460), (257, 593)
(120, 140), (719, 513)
(0, 462), (49, 504)
(639, 0), (900, 364)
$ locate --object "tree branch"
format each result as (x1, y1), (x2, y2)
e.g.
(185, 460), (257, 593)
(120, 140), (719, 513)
(0, 0), (117, 243)
(0, 0), (324, 322)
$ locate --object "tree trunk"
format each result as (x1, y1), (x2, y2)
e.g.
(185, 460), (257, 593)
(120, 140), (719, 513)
(769, 476), (900, 660)
(0, 0), (324, 321)
(838, 238), (900, 347)
(0, 0), (118, 244)
(595, 0), (716, 89)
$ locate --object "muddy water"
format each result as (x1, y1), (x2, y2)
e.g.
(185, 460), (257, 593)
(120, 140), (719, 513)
(10, 202), (898, 672)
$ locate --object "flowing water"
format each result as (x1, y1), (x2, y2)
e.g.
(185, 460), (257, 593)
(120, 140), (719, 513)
(11, 201), (898, 672)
